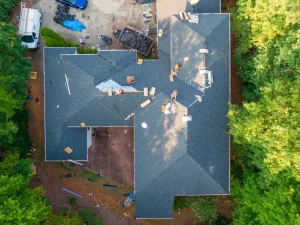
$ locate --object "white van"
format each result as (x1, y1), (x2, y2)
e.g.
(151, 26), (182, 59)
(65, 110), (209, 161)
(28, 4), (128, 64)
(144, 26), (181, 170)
(18, 8), (42, 49)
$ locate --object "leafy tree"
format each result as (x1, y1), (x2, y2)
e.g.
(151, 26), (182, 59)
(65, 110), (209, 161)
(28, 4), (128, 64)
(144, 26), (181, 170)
(187, 197), (218, 224)
(229, 0), (300, 224)
(0, 23), (31, 95)
(0, 23), (32, 156)
(79, 208), (103, 225)
(232, 170), (300, 225)
(43, 210), (84, 225)
(230, 0), (300, 101)
(0, 152), (31, 176)
(0, 0), (19, 22)
(0, 175), (51, 225)
(0, 77), (22, 147)
(229, 77), (300, 180)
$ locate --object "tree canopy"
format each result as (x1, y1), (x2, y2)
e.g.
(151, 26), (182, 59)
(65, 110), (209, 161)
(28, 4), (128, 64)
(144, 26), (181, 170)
(230, 0), (300, 224)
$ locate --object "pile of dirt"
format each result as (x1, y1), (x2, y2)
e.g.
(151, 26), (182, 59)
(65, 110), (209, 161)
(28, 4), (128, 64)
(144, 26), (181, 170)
(53, 4), (75, 24)
(119, 27), (153, 56)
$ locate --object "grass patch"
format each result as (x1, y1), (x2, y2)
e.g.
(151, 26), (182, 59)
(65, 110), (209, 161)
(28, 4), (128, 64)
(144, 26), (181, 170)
(68, 197), (76, 206)
(78, 170), (101, 181)
(57, 162), (74, 172)
(40, 27), (96, 54)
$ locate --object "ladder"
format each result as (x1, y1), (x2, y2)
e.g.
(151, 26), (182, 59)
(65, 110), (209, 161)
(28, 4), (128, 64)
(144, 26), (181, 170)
(21, 2), (26, 10)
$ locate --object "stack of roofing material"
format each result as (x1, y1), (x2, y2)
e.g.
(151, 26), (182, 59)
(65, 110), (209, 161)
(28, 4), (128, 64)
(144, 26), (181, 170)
(54, 4), (75, 24)
(118, 27), (154, 56)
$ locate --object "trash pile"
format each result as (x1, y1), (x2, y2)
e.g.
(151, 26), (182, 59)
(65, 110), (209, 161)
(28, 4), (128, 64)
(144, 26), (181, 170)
(54, 4), (86, 32)
(54, 4), (75, 24)
(119, 27), (153, 56)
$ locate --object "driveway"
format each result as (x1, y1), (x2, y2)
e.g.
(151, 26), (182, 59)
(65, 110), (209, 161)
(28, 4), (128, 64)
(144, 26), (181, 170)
(33, 0), (157, 48)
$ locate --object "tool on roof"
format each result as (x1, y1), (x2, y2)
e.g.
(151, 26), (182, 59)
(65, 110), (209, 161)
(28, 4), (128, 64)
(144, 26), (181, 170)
(187, 12), (199, 24)
(182, 115), (192, 122)
(149, 87), (156, 96)
(157, 29), (164, 37)
(140, 99), (151, 108)
(127, 76), (135, 84)
(125, 113), (134, 121)
(189, 0), (200, 6)
(64, 147), (73, 154)
(144, 87), (148, 96)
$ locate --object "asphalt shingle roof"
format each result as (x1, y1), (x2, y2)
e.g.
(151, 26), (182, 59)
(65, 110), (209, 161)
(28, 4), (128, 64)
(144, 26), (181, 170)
(44, 0), (229, 219)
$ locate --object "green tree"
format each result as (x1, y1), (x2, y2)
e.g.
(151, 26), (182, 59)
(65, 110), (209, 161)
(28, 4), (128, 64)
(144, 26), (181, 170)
(232, 170), (300, 225)
(79, 208), (103, 225)
(187, 197), (218, 224)
(0, 77), (22, 147)
(0, 152), (31, 176)
(0, 23), (32, 156)
(229, 77), (300, 180)
(0, 23), (31, 95)
(0, 0), (19, 22)
(0, 175), (51, 225)
(43, 210), (84, 225)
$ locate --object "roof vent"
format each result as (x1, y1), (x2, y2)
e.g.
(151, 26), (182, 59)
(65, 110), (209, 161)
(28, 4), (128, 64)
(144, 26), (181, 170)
(141, 122), (148, 128)
(182, 115), (192, 122)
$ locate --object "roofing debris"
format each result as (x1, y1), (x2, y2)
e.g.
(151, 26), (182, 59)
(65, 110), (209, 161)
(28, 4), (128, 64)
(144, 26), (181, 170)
(119, 27), (153, 56)
(54, 4), (75, 24)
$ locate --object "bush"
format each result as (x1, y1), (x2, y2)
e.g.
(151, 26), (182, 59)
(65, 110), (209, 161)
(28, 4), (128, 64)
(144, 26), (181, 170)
(41, 27), (97, 54)
(173, 196), (188, 210)
(68, 197), (76, 206)
(187, 197), (218, 224)
(43, 210), (84, 225)
(40, 27), (71, 47)
(79, 208), (103, 225)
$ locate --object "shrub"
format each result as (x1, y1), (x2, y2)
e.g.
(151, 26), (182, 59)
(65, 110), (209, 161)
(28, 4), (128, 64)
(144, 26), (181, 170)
(173, 196), (188, 210)
(79, 208), (103, 225)
(187, 197), (218, 224)
(68, 197), (76, 206)
(41, 27), (97, 54)
(40, 27), (71, 47)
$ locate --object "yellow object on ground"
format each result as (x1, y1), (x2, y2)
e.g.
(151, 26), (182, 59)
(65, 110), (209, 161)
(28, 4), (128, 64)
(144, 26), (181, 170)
(30, 71), (37, 79)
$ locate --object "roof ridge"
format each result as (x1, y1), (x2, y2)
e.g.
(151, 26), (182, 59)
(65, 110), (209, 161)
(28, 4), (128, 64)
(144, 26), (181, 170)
(204, 14), (229, 39)
(136, 152), (189, 195)
(186, 152), (229, 192)
(94, 60), (137, 86)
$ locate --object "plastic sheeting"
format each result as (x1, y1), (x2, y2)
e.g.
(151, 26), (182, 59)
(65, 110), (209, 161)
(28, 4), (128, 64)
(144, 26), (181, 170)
(63, 20), (86, 32)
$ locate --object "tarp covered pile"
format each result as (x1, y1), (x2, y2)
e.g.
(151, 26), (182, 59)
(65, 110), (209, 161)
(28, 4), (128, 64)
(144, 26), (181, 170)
(54, 4), (86, 32)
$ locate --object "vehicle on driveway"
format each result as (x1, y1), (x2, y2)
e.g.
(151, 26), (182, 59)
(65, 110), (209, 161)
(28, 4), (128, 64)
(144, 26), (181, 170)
(18, 8), (42, 49)
(56, 0), (88, 10)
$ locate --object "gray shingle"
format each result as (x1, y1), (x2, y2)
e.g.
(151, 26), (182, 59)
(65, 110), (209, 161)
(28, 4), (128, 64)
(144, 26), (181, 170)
(134, 93), (187, 192)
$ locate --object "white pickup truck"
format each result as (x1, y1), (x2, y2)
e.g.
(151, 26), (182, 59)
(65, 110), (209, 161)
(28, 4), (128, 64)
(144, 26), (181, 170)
(18, 8), (42, 49)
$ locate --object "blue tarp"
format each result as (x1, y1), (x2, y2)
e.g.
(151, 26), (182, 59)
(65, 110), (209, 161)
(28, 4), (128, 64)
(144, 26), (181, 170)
(63, 19), (86, 32)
